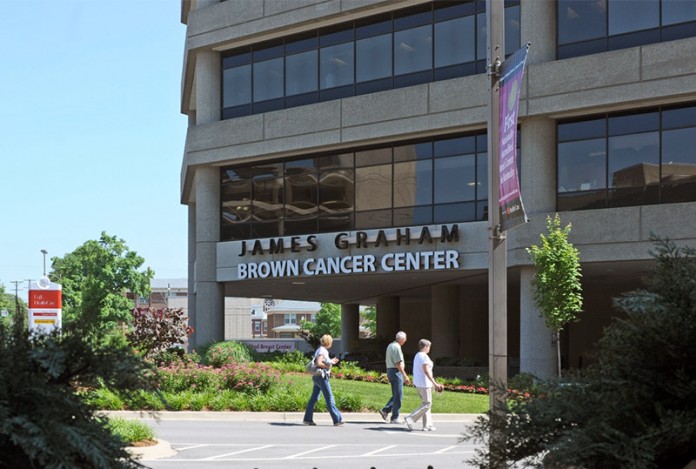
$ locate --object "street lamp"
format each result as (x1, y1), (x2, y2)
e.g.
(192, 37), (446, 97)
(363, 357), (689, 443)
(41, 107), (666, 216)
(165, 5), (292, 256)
(41, 249), (48, 277)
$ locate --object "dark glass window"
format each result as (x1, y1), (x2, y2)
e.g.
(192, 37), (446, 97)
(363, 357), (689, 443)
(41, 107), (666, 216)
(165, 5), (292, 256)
(320, 42), (354, 90)
(253, 58), (284, 102)
(356, 34), (392, 83)
(394, 25), (433, 76)
(558, 0), (696, 59)
(557, 103), (696, 211)
(435, 16), (475, 67)
(221, 1), (520, 118)
(223, 65), (251, 108)
(286, 50), (318, 97)
(220, 130), (500, 241)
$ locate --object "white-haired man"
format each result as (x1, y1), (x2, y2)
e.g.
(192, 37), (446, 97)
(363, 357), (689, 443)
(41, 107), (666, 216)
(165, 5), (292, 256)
(379, 331), (411, 424)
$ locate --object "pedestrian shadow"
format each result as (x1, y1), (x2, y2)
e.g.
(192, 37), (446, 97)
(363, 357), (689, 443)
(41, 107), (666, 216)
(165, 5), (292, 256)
(366, 426), (411, 432)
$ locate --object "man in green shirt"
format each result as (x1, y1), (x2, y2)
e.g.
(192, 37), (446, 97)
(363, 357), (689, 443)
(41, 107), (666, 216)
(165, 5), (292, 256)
(379, 331), (411, 424)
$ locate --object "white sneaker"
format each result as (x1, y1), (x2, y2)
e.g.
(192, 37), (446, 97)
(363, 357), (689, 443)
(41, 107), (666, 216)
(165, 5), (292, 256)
(404, 417), (414, 431)
(390, 418), (404, 424)
(423, 426), (436, 432)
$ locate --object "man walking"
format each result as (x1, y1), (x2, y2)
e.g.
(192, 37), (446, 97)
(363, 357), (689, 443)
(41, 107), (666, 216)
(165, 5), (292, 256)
(379, 331), (410, 424)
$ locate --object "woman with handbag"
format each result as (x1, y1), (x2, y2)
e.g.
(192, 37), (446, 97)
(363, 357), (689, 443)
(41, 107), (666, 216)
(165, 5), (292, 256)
(303, 334), (344, 426)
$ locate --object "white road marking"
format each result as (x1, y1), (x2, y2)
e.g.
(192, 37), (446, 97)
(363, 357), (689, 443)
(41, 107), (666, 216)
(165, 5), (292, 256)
(285, 444), (337, 458)
(202, 444), (273, 460)
(360, 444), (398, 456)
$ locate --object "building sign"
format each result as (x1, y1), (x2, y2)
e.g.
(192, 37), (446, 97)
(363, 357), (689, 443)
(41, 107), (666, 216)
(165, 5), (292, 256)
(28, 277), (62, 332)
(498, 43), (530, 231)
(235, 225), (461, 280)
(242, 340), (296, 353)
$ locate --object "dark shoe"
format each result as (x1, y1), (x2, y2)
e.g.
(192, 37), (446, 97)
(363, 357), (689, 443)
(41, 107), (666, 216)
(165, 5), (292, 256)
(334, 421), (344, 426)
(303, 421), (316, 426)
(379, 409), (389, 421)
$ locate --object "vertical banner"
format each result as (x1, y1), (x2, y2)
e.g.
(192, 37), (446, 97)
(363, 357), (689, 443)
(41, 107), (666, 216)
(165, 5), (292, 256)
(29, 277), (62, 332)
(498, 43), (530, 231)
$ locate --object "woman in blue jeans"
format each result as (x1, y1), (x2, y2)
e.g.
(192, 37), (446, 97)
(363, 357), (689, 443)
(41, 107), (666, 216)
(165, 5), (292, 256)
(303, 334), (343, 426)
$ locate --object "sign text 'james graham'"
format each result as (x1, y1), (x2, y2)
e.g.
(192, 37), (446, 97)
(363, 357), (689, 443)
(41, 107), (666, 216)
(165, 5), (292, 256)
(237, 225), (461, 280)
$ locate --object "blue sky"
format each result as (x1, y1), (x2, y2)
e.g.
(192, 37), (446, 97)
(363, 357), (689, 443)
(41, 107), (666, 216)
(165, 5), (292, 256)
(1, 1), (189, 299)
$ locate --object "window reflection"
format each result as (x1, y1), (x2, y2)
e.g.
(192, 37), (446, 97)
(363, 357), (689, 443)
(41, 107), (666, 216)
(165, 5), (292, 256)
(434, 155), (475, 203)
(253, 58), (284, 102)
(558, 103), (696, 211)
(219, 132), (497, 241)
(609, 0), (658, 35)
(356, 165), (392, 210)
(320, 42), (353, 89)
(662, 127), (696, 203)
(319, 170), (354, 214)
(394, 25), (432, 76)
(286, 51), (317, 96)
(558, 0), (696, 59)
(558, 139), (606, 192)
(356, 34), (392, 82)
(223, 65), (251, 108)
(222, 2), (521, 117)
(394, 160), (432, 207)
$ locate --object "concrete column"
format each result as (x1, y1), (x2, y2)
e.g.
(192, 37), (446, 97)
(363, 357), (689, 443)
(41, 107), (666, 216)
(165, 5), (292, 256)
(187, 204), (197, 351)
(194, 49), (220, 126)
(192, 167), (224, 347)
(430, 285), (459, 360)
(340, 304), (360, 356)
(458, 286), (488, 365)
(519, 266), (556, 379)
(521, 0), (556, 65)
(376, 296), (400, 339)
(520, 117), (556, 215)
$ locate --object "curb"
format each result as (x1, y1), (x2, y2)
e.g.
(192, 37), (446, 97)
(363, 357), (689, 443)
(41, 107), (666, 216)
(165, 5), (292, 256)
(126, 438), (176, 460)
(103, 410), (483, 423)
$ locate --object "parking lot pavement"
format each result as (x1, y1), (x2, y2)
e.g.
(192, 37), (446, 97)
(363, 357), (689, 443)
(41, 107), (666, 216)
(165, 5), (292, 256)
(109, 411), (485, 469)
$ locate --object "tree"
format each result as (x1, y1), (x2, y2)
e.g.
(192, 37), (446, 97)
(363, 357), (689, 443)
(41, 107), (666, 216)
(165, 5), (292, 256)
(126, 307), (192, 359)
(0, 311), (154, 468)
(361, 305), (376, 337)
(0, 283), (27, 327)
(464, 237), (696, 468)
(300, 303), (341, 348)
(51, 232), (154, 337)
(526, 214), (583, 378)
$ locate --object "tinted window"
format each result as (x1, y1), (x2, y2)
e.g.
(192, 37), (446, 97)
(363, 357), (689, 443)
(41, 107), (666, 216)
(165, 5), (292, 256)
(223, 65), (251, 107)
(609, 0), (659, 35)
(394, 25), (433, 75)
(253, 58), (284, 101)
(320, 43), (354, 89)
(286, 51), (318, 96)
(435, 16), (474, 67)
(558, 0), (607, 45)
(356, 34), (392, 82)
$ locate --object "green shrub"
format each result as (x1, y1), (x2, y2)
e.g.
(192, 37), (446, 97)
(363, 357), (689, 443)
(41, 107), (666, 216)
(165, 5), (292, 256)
(204, 341), (255, 367)
(0, 317), (153, 467)
(106, 418), (155, 445)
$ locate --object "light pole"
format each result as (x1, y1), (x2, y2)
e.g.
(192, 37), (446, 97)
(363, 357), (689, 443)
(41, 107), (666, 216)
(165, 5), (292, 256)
(41, 249), (48, 277)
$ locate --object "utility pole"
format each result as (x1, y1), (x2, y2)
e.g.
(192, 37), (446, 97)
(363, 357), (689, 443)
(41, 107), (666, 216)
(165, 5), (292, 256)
(10, 281), (21, 318)
(487, 0), (507, 466)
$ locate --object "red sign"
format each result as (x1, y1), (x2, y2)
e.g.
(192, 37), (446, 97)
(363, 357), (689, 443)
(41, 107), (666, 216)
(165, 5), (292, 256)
(29, 289), (62, 309)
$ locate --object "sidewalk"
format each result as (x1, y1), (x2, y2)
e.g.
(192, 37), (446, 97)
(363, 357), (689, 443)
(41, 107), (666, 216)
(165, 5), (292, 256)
(105, 411), (484, 461)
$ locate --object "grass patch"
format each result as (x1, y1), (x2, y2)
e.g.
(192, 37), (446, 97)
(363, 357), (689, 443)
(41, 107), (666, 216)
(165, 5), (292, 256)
(281, 373), (489, 414)
(106, 417), (156, 446)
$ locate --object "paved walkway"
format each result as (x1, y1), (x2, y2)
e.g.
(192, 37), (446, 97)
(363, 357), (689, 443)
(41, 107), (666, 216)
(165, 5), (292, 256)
(104, 411), (484, 461)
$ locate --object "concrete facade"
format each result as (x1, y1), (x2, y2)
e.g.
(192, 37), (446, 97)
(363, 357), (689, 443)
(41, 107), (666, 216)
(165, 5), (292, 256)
(179, 0), (696, 376)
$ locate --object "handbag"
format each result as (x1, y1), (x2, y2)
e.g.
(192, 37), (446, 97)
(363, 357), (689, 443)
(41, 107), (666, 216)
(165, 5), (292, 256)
(305, 357), (323, 376)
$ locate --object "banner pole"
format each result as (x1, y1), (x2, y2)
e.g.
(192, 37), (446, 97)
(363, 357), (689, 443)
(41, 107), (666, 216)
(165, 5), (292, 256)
(486, 0), (507, 466)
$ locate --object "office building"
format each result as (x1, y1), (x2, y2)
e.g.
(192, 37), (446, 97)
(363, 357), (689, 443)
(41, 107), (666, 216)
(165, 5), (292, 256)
(180, 0), (696, 378)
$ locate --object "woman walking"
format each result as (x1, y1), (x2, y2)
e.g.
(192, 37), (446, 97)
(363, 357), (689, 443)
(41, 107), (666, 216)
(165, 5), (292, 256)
(405, 339), (444, 431)
(303, 334), (344, 426)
